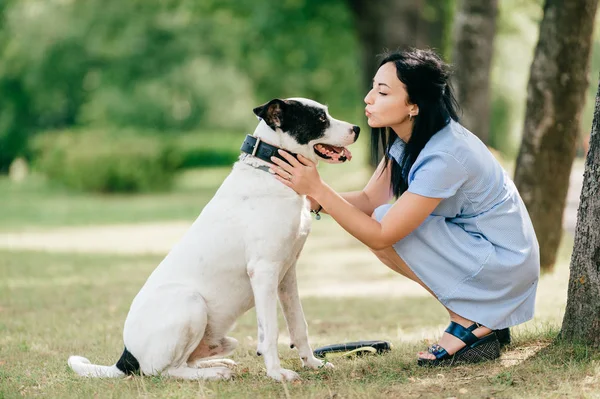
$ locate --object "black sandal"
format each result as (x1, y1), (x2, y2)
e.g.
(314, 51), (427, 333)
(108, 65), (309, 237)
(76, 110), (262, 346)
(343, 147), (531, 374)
(494, 327), (511, 348)
(417, 322), (501, 367)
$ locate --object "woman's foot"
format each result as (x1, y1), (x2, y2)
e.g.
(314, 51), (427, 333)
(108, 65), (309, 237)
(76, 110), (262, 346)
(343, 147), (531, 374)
(417, 315), (492, 361)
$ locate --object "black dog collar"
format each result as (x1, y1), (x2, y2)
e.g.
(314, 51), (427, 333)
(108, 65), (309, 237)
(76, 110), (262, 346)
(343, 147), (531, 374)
(240, 135), (298, 165)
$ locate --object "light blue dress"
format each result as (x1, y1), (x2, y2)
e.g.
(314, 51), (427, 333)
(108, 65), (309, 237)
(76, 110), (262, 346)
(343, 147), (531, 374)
(373, 120), (540, 329)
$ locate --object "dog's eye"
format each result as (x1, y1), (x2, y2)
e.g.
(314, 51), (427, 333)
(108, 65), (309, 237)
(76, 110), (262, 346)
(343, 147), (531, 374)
(319, 114), (327, 123)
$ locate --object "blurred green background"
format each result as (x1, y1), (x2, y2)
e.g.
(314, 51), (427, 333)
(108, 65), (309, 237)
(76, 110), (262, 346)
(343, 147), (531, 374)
(1, 3), (599, 396)
(0, 0), (599, 192)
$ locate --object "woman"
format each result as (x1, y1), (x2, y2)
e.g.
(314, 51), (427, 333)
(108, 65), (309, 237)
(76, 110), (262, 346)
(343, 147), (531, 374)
(269, 48), (540, 366)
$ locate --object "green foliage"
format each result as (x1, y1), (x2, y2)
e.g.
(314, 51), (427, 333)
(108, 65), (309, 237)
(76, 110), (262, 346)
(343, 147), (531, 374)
(0, 0), (361, 172)
(583, 14), (600, 137)
(1, 0), (597, 174)
(32, 129), (180, 193)
(221, 0), (362, 116)
(423, 0), (456, 60)
(0, 0), (32, 172)
(175, 131), (242, 168)
(490, 93), (515, 155)
(490, 0), (544, 155)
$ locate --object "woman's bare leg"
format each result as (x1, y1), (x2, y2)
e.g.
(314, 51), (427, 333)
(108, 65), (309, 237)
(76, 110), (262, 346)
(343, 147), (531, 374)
(369, 245), (492, 359)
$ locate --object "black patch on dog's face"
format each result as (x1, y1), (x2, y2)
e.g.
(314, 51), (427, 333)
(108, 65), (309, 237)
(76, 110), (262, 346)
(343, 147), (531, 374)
(253, 99), (330, 144)
(281, 100), (330, 144)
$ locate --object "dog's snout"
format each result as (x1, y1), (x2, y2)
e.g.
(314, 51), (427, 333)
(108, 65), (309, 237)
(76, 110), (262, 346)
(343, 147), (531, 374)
(352, 125), (360, 140)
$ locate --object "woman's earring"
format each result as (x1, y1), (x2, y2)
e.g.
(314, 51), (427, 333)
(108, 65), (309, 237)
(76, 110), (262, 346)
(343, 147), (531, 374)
(409, 114), (413, 121)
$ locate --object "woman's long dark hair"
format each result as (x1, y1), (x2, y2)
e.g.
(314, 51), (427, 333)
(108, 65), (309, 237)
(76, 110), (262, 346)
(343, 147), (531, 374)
(370, 48), (460, 198)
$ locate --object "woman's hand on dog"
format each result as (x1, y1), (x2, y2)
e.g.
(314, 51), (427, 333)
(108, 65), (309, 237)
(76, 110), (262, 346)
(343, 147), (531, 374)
(270, 150), (323, 197)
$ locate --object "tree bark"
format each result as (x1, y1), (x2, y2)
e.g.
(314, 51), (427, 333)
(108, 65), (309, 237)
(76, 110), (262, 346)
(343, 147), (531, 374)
(451, 0), (498, 144)
(514, 0), (599, 272)
(560, 76), (600, 347)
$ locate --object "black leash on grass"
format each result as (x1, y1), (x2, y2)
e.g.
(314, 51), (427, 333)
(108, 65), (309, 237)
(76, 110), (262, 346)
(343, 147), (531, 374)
(313, 340), (392, 359)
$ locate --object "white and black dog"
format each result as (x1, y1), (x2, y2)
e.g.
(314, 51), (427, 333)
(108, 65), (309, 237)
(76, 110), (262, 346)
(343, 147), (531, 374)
(68, 98), (359, 381)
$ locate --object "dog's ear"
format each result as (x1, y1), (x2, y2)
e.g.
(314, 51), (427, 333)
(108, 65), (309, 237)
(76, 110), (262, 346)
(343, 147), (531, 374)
(253, 99), (286, 130)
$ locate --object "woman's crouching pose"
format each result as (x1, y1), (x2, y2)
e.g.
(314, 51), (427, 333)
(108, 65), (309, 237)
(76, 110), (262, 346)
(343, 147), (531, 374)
(270, 48), (540, 366)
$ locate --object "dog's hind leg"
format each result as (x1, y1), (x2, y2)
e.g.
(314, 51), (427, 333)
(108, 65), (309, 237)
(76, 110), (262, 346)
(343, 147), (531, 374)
(159, 294), (233, 380)
(126, 289), (232, 380)
(187, 336), (238, 368)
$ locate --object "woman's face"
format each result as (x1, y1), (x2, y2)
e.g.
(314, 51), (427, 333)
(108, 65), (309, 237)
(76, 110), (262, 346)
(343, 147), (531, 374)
(364, 62), (416, 129)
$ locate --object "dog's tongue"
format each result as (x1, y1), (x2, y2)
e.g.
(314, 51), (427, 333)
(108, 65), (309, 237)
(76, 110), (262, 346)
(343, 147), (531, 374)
(314, 143), (353, 162)
(335, 146), (352, 161)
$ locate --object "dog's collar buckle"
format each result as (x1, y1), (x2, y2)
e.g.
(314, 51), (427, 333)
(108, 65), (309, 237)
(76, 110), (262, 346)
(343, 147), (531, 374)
(251, 137), (261, 157)
(240, 134), (297, 165)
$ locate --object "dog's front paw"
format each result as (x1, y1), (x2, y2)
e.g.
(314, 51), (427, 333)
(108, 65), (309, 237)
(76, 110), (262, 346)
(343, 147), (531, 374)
(303, 356), (334, 369)
(267, 367), (300, 381)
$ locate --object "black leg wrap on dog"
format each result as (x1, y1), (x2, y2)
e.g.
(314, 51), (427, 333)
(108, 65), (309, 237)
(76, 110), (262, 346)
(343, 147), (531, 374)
(115, 347), (140, 375)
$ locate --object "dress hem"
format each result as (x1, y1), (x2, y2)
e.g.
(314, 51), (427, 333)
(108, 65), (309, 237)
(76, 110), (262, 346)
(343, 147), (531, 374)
(396, 252), (535, 330)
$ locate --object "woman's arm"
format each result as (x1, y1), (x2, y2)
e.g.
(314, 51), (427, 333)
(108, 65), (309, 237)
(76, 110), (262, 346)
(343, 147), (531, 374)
(309, 158), (394, 216)
(312, 182), (441, 250)
(271, 152), (442, 250)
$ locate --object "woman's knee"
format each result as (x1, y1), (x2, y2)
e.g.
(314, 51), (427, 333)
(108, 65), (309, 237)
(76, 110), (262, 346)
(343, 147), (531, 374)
(374, 248), (430, 286)
(369, 247), (409, 277)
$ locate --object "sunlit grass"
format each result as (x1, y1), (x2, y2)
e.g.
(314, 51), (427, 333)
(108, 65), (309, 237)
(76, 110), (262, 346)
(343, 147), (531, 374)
(0, 234), (596, 398)
(0, 170), (223, 232)
(0, 144), (596, 398)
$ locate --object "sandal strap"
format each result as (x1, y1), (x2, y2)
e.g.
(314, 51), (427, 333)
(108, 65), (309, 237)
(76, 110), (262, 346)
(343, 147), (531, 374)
(421, 322), (483, 361)
(427, 343), (449, 360)
(444, 321), (479, 347)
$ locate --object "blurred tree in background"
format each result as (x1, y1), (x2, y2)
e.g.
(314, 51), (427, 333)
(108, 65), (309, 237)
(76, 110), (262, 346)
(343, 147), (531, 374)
(347, 0), (454, 102)
(451, 0), (498, 144)
(514, 0), (599, 272)
(1, 0), (600, 193)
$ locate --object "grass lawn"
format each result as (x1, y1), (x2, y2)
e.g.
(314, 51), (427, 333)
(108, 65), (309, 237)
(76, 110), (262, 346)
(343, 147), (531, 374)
(1, 243), (598, 398)
(1, 152), (598, 398)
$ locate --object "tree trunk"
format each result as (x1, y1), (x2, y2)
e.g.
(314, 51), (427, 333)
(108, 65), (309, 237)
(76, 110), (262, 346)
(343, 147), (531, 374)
(560, 76), (600, 347)
(451, 0), (498, 144)
(513, 0), (599, 273)
(346, 0), (425, 99)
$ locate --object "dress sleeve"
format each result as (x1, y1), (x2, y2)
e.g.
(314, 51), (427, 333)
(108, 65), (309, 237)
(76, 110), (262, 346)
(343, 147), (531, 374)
(407, 152), (468, 198)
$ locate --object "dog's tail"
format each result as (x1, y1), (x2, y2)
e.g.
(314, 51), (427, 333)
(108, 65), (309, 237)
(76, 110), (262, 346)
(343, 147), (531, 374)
(68, 346), (140, 378)
(67, 355), (124, 378)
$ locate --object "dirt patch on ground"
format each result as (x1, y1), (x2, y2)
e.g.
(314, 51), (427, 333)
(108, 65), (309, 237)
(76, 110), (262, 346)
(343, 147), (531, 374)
(0, 221), (190, 255)
(404, 341), (551, 396)
(500, 341), (548, 367)
(0, 220), (430, 299)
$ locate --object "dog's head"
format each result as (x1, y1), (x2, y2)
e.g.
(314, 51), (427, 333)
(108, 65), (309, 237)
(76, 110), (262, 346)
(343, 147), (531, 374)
(253, 98), (359, 163)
